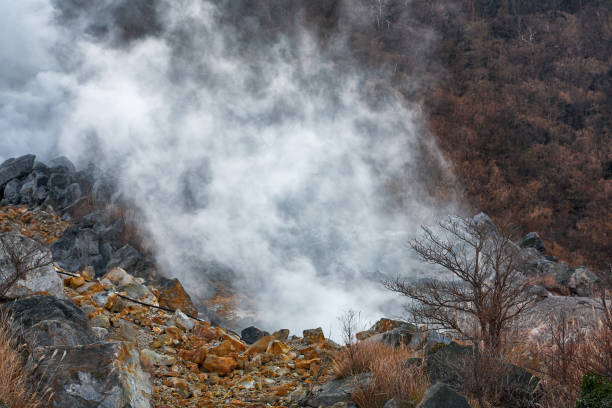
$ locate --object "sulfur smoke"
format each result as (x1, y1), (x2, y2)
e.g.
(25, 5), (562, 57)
(0, 0), (457, 337)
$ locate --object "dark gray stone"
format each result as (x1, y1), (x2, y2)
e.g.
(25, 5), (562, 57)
(106, 244), (143, 272)
(517, 232), (546, 253)
(48, 172), (70, 190)
(25, 342), (152, 408)
(1, 179), (21, 204)
(426, 342), (473, 387)
(568, 267), (599, 297)
(0, 154), (35, 187)
(51, 226), (105, 273)
(0, 233), (64, 299)
(47, 156), (76, 172)
(417, 383), (470, 408)
(241, 326), (270, 344)
(381, 324), (419, 347)
(305, 373), (371, 407)
(0, 295), (96, 350)
(498, 364), (542, 407)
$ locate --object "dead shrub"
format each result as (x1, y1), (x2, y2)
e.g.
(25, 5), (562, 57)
(0, 312), (40, 407)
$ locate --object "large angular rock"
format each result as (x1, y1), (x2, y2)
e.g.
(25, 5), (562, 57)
(417, 383), (470, 408)
(517, 232), (546, 253)
(356, 318), (405, 341)
(47, 156), (76, 173)
(156, 277), (198, 317)
(26, 341), (152, 408)
(365, 323), (420, 348)
(426, 342), (473, 387)
(0, 154), (35, 187)
(0, 295), (96, 349)
(568, 267), (599, 297)
(241, 326), (270, 344)
(498, 364), (542, 407)
(304, 374), (371, 407)
(51, 226), (106, 273)
(0, 233), (64, 299)
(106, 244), (143, 272)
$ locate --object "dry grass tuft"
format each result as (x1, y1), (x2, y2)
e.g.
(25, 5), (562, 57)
(0, 312), (40, 408)
(333, 341), (429, 408)
(532, 310), (612, 408)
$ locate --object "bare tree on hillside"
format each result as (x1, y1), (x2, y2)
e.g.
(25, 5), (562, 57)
(0, 233), (53, 299)
(384, 215), (536, 353)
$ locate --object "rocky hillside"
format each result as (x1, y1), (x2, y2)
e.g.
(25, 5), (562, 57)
(0, 154), (609, 408)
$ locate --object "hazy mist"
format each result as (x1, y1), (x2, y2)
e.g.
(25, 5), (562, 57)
(0, 0), (458, 337)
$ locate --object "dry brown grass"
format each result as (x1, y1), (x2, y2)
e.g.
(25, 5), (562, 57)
(529, 303), (612, 408)
(0, 312), (40, 408)
(333, 341), (429, 408)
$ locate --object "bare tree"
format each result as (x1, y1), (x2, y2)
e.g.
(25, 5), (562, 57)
(0, 233), (53, 299)
(384, 215), (536, 353)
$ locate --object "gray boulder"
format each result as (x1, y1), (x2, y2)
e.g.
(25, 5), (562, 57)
(47, 156), (76, 172)
(51, 226), (106, 273)
(1, 179), (21, 204)
(0, 233), (64, 299)
(473, 212), (497, 234)
(0, 295), (96, 349)
(366, 323), (420, 348)
(26, 342), (152, 408)
(0, 154), (35, 187)
(241, 326), (270, 344)
(426, 342), (473, 387)
(517, 232), (546, 253)
(106, 244), (143, 272)
(568, 267), (599, 297)
(305, 373), (371, 407)
(417, 383), (470, 408)
(497, 364), (542, 407)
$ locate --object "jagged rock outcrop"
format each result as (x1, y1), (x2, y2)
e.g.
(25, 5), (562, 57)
(0, 155), (155, 277)
(0, 154), (35, 188)
(27, 342), (152, 408)
(0, 295), (95, 348)
(517, 230), (600, 297)
(0, 232), (64, 299)
(154, 276), (198, 317)
(0, 295), (153, 407)
(241, 325), (270, 344)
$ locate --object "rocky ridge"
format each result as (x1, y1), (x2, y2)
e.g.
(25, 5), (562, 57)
(0, 154), (608, 408)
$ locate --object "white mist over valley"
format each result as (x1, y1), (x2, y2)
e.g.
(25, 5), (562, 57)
(0, 0), (458, 338)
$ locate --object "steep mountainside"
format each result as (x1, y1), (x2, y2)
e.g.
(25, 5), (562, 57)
(242, 0), (612, 268)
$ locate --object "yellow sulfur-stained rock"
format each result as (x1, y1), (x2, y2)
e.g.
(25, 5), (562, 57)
(245, 335), (274, 356)
(221, 333), (247, 352)
(209, 340), (240, 357)
(202, 355), (237, 376)
(303, 328), (325, 344)
(165, 326), (183, 340)
(179, 347), (208, 365)
(81, 266), (94, 281)
(192, 323), (218, 342)
(266, 340), (291, 356)
(295, 358), (321, 370)
(68, 276), (85, 288)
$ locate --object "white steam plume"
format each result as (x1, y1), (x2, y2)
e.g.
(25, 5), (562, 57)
(0, 0), (457, 338)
